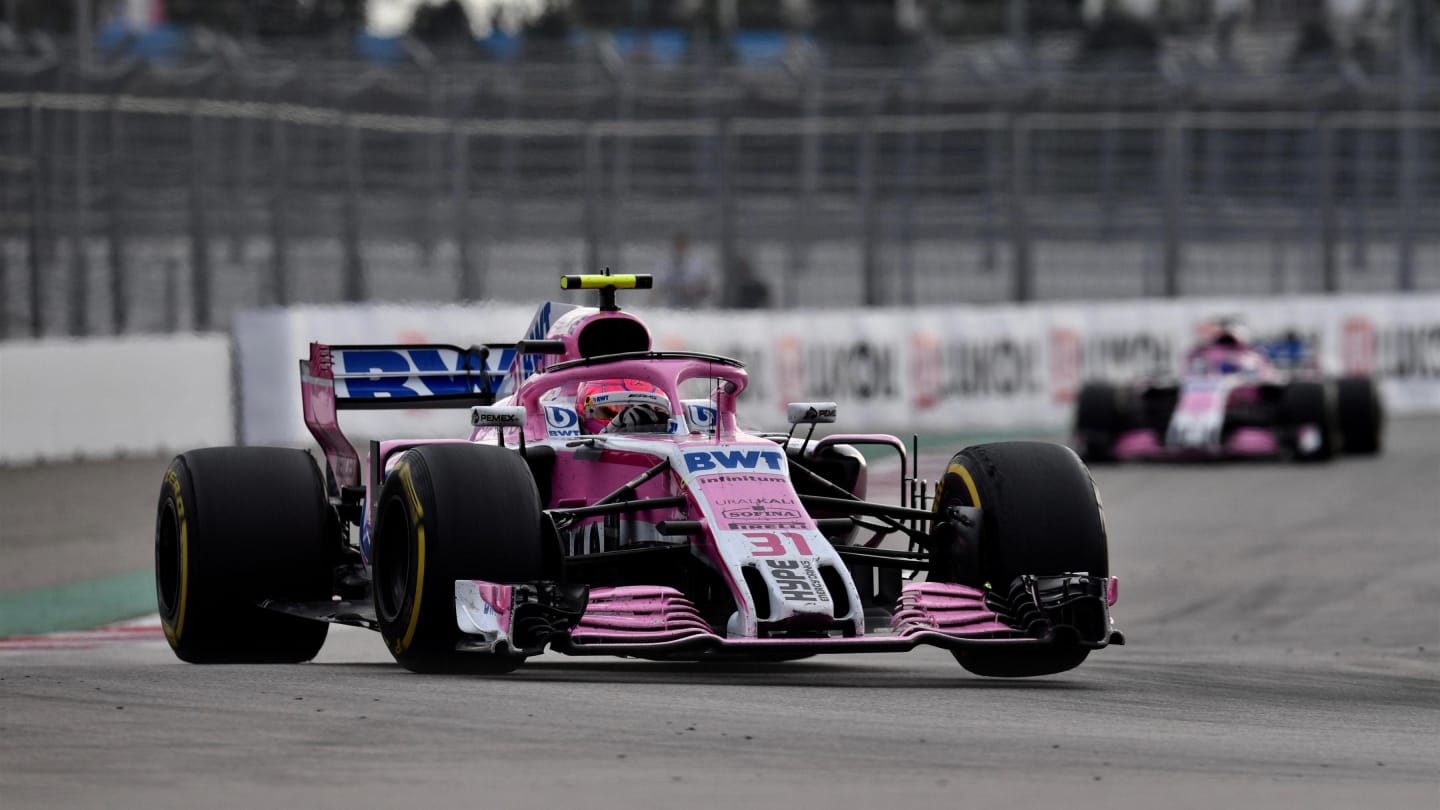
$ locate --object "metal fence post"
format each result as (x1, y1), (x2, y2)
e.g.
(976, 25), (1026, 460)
(858, 110), (881, 306)
(69, 102), (91, 336)
(582, 126), (602, 274)
(1099, 101), (1119, 241)
(26, 98), (46, 337)
(897, 93), (918, 306)
(341, 118), (365, 302)
(107, 97), (127, 333)
(230, 86), (253, 264)
(1397, 111), (1419, 291)
(453, 126), (479, 301)
(164, 256), (179, 333)
(419, 76), (440, 265)
(1350, 116), (1373, 271)
(1261, 117), (1287, 293)
(1396, 0), (1421, 290)
(189, 103), (211, 331)
(610, 70), (635, 264)
(268, 112), (289, 306)
(786, 78), (820, 307)
(1160, 111), (1186, 297)
(1009, 115), (1033, 302)
(0, 218), (7, 338)
(983, 109), (1003, 272)
(1202, 110), (1225, 240)
(1317, 116), (1338, 293)
(498, 89), (519, 239)
(716, 114), (737, 308)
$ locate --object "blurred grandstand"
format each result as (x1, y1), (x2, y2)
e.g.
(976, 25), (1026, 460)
(0, 0), (1436, 336)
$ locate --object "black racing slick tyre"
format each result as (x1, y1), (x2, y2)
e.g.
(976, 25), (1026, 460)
(1072, 383), (1124, 463)
(1281, 381), (1336, 462)
(372, 444), (545, 675)
(155, 448), (332, 664)
(1336, 376), (1383, 455)
(932, 441), (1109, 678)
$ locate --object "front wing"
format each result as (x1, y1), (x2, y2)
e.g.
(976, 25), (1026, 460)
(1111, 425), (1284, 459)
(453, 575), (1123, 660)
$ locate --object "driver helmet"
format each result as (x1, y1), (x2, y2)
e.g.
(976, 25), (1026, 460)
(577, 379), (671, 434)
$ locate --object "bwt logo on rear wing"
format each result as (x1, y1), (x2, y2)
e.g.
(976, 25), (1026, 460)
(319, 345), (514, 407)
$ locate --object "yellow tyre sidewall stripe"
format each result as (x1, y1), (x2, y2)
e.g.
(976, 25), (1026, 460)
(935, 458), (988, 589)
(396, 525), (425, 655)
(162, 468), (190, 646)
(945, 461), (982, 508)
(394, 461), (426, 655)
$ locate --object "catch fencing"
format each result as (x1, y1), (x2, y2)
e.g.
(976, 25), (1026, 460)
(1, 58), (1437, 338)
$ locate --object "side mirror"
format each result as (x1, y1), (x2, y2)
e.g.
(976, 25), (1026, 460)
(787, 402), (837, 425)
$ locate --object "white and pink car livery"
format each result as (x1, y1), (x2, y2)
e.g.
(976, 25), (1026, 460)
(1121, 342), (1300, 460)
(1073, 326), (1381, 463)
(298, 275), (1121, 674)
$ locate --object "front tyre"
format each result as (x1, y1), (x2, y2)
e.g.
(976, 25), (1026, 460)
(1281, 382), (1336, 462)
(1336, 376), (1383, 455)
(156, 448), (332, 664)
(1072, 383), (1127, 463)
(372, 444), (545, 674)
(932, 441), (1109, 677)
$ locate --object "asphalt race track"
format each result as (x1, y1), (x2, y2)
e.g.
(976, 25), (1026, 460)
(2, 419), (1438, 809)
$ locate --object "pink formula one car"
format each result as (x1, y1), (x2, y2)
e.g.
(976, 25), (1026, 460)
(156, 275), (1121, 677)
(1072, 323), (1383, 463)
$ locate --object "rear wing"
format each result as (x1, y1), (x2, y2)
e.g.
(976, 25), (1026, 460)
(300, 342), (515, 491)
(307, 343), (513, 409)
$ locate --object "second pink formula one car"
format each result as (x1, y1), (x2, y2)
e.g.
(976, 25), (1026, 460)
(1072, 322), (1382, 463)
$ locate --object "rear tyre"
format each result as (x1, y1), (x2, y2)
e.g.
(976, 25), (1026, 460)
(1336, 376), (1383, 455)
(932, 441), (1108, 677)
(372, 444), (545, 674)
(1072, 383), (1125, 463)
(155, 448), (332, 664)
(1281, 382), (1335, 462)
